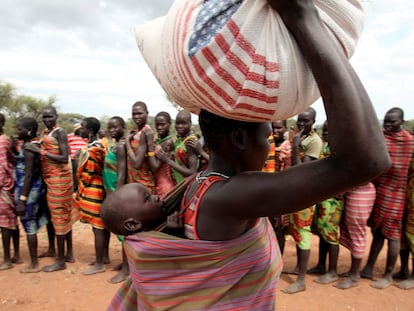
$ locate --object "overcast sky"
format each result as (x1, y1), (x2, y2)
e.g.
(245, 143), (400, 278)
(0, 0), (412, 124)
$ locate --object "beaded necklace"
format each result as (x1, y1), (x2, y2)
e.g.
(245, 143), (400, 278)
(156, 134), (173, 145)
(195, 171), (230, 184)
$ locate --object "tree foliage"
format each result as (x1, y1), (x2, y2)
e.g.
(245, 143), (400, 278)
(0, 81), (87, 136)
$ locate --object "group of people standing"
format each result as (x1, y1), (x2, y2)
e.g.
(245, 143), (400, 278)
(1, 2), (411, 309)
(263, 106), (414, 293)
(0, 101), (205, 284)
(1, 102), (414, 294)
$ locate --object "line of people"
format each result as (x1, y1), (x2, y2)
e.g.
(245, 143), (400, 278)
(0, 102), (206, 284)
(2, 104), (414, 292)
(264, 107), (414, 293)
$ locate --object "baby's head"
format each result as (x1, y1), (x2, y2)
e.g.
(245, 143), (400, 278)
(101, 183), (165, 235)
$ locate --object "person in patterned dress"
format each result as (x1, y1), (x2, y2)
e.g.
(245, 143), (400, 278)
(361, 107), (414, 289)
(283, 107), (323, 294)
(14, 117), (49, 273)
(25, 106), (74, 272)
(0, 113), (20, 270)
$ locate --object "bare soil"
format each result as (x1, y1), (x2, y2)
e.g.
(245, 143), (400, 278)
(0, 222), (413, 311)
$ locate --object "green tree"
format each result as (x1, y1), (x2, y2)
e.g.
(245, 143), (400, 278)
(0, 81), (91, 136)
(0, 81), (55, 135)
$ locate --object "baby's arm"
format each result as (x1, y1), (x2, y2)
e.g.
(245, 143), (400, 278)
(164, 211), (185, 237)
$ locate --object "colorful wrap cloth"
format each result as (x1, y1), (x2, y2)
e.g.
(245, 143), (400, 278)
(369, 129), (414, 240)
(154, 136), (175, 197)
(108, 218), (282, 311)
(289, 206), (314, 250)
(262, 135), (276, 173)
(312, 142), (344, 244)
(340, 182), (375, 258)
(126, 125), (155, 193)
(313, 198), (344, 245)
(103, 146), (119, 193)
(135, 0), (364, 122)
(172, 134), (198, 185)
(0, 134), (16, 229)
(40, 129), (73, 235)
(14, 144), (48, 235)
(103, 145), (126, 242)
(262, 137), (291, 235)
(75, 141), (106, 229)
(154, 161), (175, 198)
(403, 158), (414, 253)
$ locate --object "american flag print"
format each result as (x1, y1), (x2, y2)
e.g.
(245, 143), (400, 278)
(137, 0), (364, 122)
(163, 0), (282, 122)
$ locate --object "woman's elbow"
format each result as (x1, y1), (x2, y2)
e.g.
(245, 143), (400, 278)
(368, 152), (391, 179)
(348, 151), (391, 183)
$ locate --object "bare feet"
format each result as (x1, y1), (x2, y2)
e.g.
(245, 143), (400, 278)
(371, 277), (393, 289)
(307, 265), (326, 275)
(396, 278), (414, 290)
(65, 255), (75, 263)
(88, 258), (111, 266)
(359, 267), (374, 280)
(282, 266), (299, 275)
(111, 263), (123, 271)
(334, 276), (359, 289)
(338, 271), (351, 277)
(0, 262), (13, 271)
(42, 262), (66, 272)
(20, 266), (41, 273)
(83, 264), (105, 276)
(281, 281), (306, 294)
(107, 270), (129, 284)
(38, 250), (56, 258)
(392, 270), (409, 280)
(11, 256), (23, 264)
(314, 272), (339, 284)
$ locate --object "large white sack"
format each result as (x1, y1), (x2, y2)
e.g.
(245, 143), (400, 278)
(135, 0), (364, 122)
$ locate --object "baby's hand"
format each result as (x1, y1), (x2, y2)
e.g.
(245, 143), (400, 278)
(166, 211), (183, 229)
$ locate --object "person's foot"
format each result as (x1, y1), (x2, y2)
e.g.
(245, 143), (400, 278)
(82, 264), (105, 276)
(338, 271), (351, 278)
(20, 266), (41, 273)
(282, 266), (299, 275)
(334, 276), (359, 290)
(107, 270), (129, 284)
(371, 277), (393, 289)
(281, 281), (306, 294)
(38, 250), (56, 258)
(396, 278), (414, 290)
(41, 262), (66, 272)
(0, 262), (13, 271)
(307, 265), (326, 275)
(65, 255), (75, 263)
(359, 267), (374, 280)
(88, 258), (111, 265)
(111, 263), (123, 271)
(314, 272), (339, 284)
(392, 270), (409, 280)
(11, 256), (23, 264)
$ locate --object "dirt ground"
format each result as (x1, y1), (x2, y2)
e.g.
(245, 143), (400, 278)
(0, 222), (413, 311)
